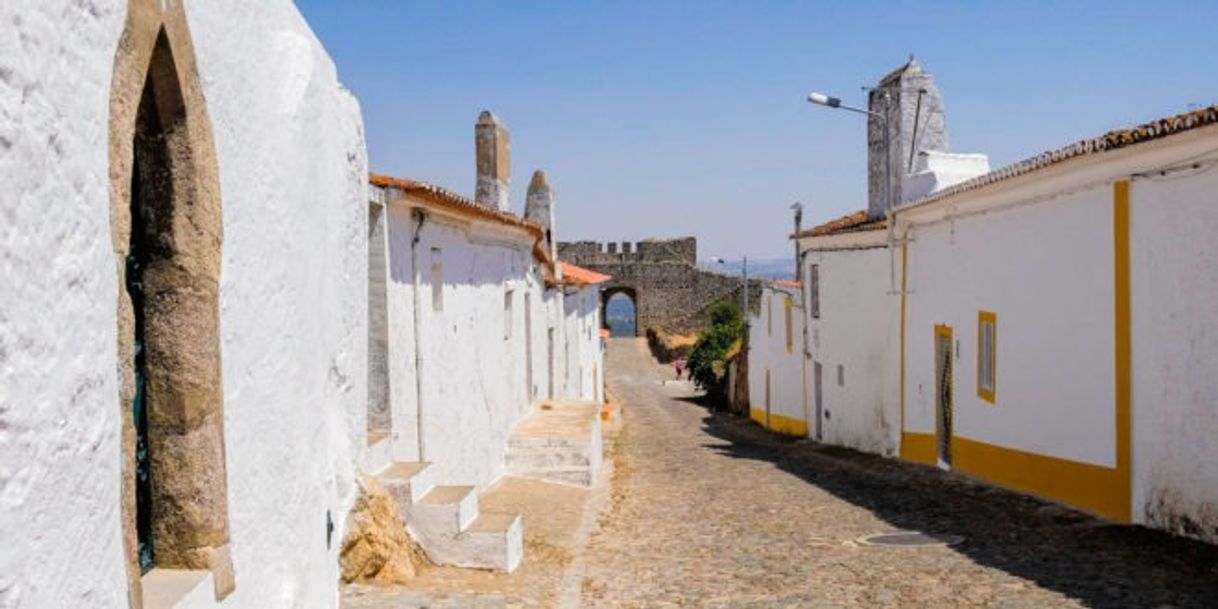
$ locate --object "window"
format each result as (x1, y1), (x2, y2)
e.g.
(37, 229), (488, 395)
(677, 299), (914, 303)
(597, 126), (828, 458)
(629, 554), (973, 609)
(504, 289), (514, 340)
(430, 248), (443, 312)
(784, 297), (793, 353)
(809, 264), (820, 319)
(977, 311), (996, 403)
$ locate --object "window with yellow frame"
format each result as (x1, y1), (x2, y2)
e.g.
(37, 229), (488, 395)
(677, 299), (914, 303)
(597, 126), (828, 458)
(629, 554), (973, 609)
(977, 311), (996, 402)
(783, 296), (793, 353)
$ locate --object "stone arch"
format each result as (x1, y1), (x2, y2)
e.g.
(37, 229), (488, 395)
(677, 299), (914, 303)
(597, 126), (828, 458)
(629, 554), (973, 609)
(602, 286), (639, 337)
(109, 1), (232, 602)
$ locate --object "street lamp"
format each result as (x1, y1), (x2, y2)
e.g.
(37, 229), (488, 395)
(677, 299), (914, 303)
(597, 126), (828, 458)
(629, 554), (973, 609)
(711, 256), (749, 330)
(806, 90), (893, 215)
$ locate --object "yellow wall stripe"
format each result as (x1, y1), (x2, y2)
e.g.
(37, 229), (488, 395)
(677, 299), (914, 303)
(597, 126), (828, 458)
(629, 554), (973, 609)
(1112, 179), (1133, 521)
(750, 408), (809, 437)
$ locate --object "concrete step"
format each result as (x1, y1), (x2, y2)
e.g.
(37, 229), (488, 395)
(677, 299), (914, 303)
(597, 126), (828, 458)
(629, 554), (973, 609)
(506, 402), (603, 488)
(405, 485), (522, 572)
(411, 485), (479, 536)
(375, 461), (435, 523)
(455, 512), (523, 572)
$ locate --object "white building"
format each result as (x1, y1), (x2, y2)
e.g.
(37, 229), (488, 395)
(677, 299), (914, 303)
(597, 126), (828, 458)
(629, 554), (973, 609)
(746, 281), (808, 437)
(2, 1), (369, 607)
(773, 98), (1218, 542)
(363, 112), (607, 573)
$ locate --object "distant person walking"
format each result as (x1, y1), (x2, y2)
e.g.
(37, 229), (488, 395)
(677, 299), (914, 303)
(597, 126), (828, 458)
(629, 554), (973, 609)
(674, 356), (686, 380)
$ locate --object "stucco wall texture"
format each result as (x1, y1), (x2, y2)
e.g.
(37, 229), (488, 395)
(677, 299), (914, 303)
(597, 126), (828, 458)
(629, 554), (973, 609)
(0, 1), (369, 606)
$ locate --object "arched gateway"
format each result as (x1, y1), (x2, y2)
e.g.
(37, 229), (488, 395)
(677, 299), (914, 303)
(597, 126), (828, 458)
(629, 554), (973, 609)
(558, 237), (762, 336)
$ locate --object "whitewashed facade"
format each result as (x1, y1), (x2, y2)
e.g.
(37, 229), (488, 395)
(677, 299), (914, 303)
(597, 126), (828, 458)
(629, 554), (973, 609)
(1, 0), (369, 607)
(746, 282), (807, 436)
(767, 103), (1218, 543)
(369, 174), (607, 494)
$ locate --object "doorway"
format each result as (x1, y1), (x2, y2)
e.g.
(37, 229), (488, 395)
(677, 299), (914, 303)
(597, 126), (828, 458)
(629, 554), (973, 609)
(525, 293), (534, 401)
(813, 362), (824, 441)
(934, 325), (954, 468)
(547, 327), (556, 400)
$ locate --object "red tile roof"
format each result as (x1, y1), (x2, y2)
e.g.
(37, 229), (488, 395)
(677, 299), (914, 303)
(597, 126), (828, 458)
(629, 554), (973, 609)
(370, 173), (543, 235)
(904, 104), (1218, 209)
(371, 172), (555, 270)
(558, 262), (612, 287)
(792, 210), (886, 239)
(771, 279), (802, 289)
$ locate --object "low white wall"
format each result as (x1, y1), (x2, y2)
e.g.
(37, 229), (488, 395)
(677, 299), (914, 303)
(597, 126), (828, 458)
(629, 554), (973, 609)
(1130, 169), (1218, 540)
(803, 238), (900, 455)
(747, 286), (806, 434)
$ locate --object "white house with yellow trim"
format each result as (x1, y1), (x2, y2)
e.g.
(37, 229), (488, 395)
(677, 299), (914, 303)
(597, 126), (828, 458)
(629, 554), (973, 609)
(894, 105), (1218, 536)
(787, 99), (1218, 543)
(746, 281), (808, 436)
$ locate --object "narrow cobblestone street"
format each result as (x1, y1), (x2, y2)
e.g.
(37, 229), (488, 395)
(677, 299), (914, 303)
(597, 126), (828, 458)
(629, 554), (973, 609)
(573, 338), (1218, 608)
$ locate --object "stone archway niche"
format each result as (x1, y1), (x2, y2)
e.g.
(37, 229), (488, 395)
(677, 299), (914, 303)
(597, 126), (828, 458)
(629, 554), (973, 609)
(109, 0), (232, 603)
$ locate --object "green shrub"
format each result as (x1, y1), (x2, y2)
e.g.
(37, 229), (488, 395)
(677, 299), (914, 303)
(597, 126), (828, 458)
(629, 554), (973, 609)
(688, 299), (744, 392)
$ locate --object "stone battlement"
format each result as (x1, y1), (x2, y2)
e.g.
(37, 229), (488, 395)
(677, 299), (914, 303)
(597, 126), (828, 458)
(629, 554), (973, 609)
(558, 237), (696, 267)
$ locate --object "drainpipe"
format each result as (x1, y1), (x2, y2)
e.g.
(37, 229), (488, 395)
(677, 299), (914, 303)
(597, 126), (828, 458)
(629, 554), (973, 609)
(798, 247), (814, 440)
(410, 208), (428, 461)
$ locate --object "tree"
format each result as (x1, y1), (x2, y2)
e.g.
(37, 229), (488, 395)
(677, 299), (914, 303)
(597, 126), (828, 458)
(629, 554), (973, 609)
(687, 300), (743, 395)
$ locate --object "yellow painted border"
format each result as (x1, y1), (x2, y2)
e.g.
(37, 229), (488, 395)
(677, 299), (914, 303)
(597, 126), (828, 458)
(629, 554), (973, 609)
(784, 297), (794, 354)
(750, 408), (809, 437)
(896, 182), (1133, 522)
(1112, 179), (1132, 521)
(976, 311), (996, 403)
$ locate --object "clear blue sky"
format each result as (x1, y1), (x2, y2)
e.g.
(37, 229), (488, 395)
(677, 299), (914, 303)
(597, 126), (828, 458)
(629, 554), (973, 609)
(295, 1), (1217, 259)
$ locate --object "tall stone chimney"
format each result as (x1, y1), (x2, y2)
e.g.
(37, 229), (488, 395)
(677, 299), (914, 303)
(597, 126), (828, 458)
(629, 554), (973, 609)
(867, 58), (948, 220)
(525, 170), (557, 262)
(475, 110), (511, 212)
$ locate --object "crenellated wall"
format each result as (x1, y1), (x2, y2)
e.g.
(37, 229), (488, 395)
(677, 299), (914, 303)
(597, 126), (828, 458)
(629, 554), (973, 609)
(558, 237), (760, 335)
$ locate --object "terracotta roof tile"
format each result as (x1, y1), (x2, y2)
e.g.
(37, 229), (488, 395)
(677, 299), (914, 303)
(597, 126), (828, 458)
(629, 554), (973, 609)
(792, 210), (886, 239)
(370, 172), (543, 235)
(904, 104), (1218, 209)
(771, 279), (802, 289)
(559, 262), (612, 286)
(371, 172), (556, 271)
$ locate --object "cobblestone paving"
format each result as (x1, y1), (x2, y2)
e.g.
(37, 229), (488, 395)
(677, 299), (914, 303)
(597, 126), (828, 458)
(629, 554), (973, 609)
(574, 338), (1218, 608)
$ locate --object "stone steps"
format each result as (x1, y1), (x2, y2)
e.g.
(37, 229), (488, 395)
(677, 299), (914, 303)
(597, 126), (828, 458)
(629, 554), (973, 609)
(374, 463), (522, 573)
(506, 401), (604, 488)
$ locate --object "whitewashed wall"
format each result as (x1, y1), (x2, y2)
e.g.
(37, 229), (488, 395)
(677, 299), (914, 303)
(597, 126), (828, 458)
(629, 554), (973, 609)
(802, 233), (900, 455)
(1130, 168), (1218, 540)
(903, 187), (1116, 467)
(561, 287), (604, 402)
(746, 286), (806, 434)
(185, 2), (369, 606)
(0, 2), (130, 605)
(897, 126), (1218, 539)
(383, 204), (540, 492)
(0, 1), (369, 607)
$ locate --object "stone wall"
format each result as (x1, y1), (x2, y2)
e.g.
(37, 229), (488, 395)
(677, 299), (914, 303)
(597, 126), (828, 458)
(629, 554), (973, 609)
(558, 237), (761, 335)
